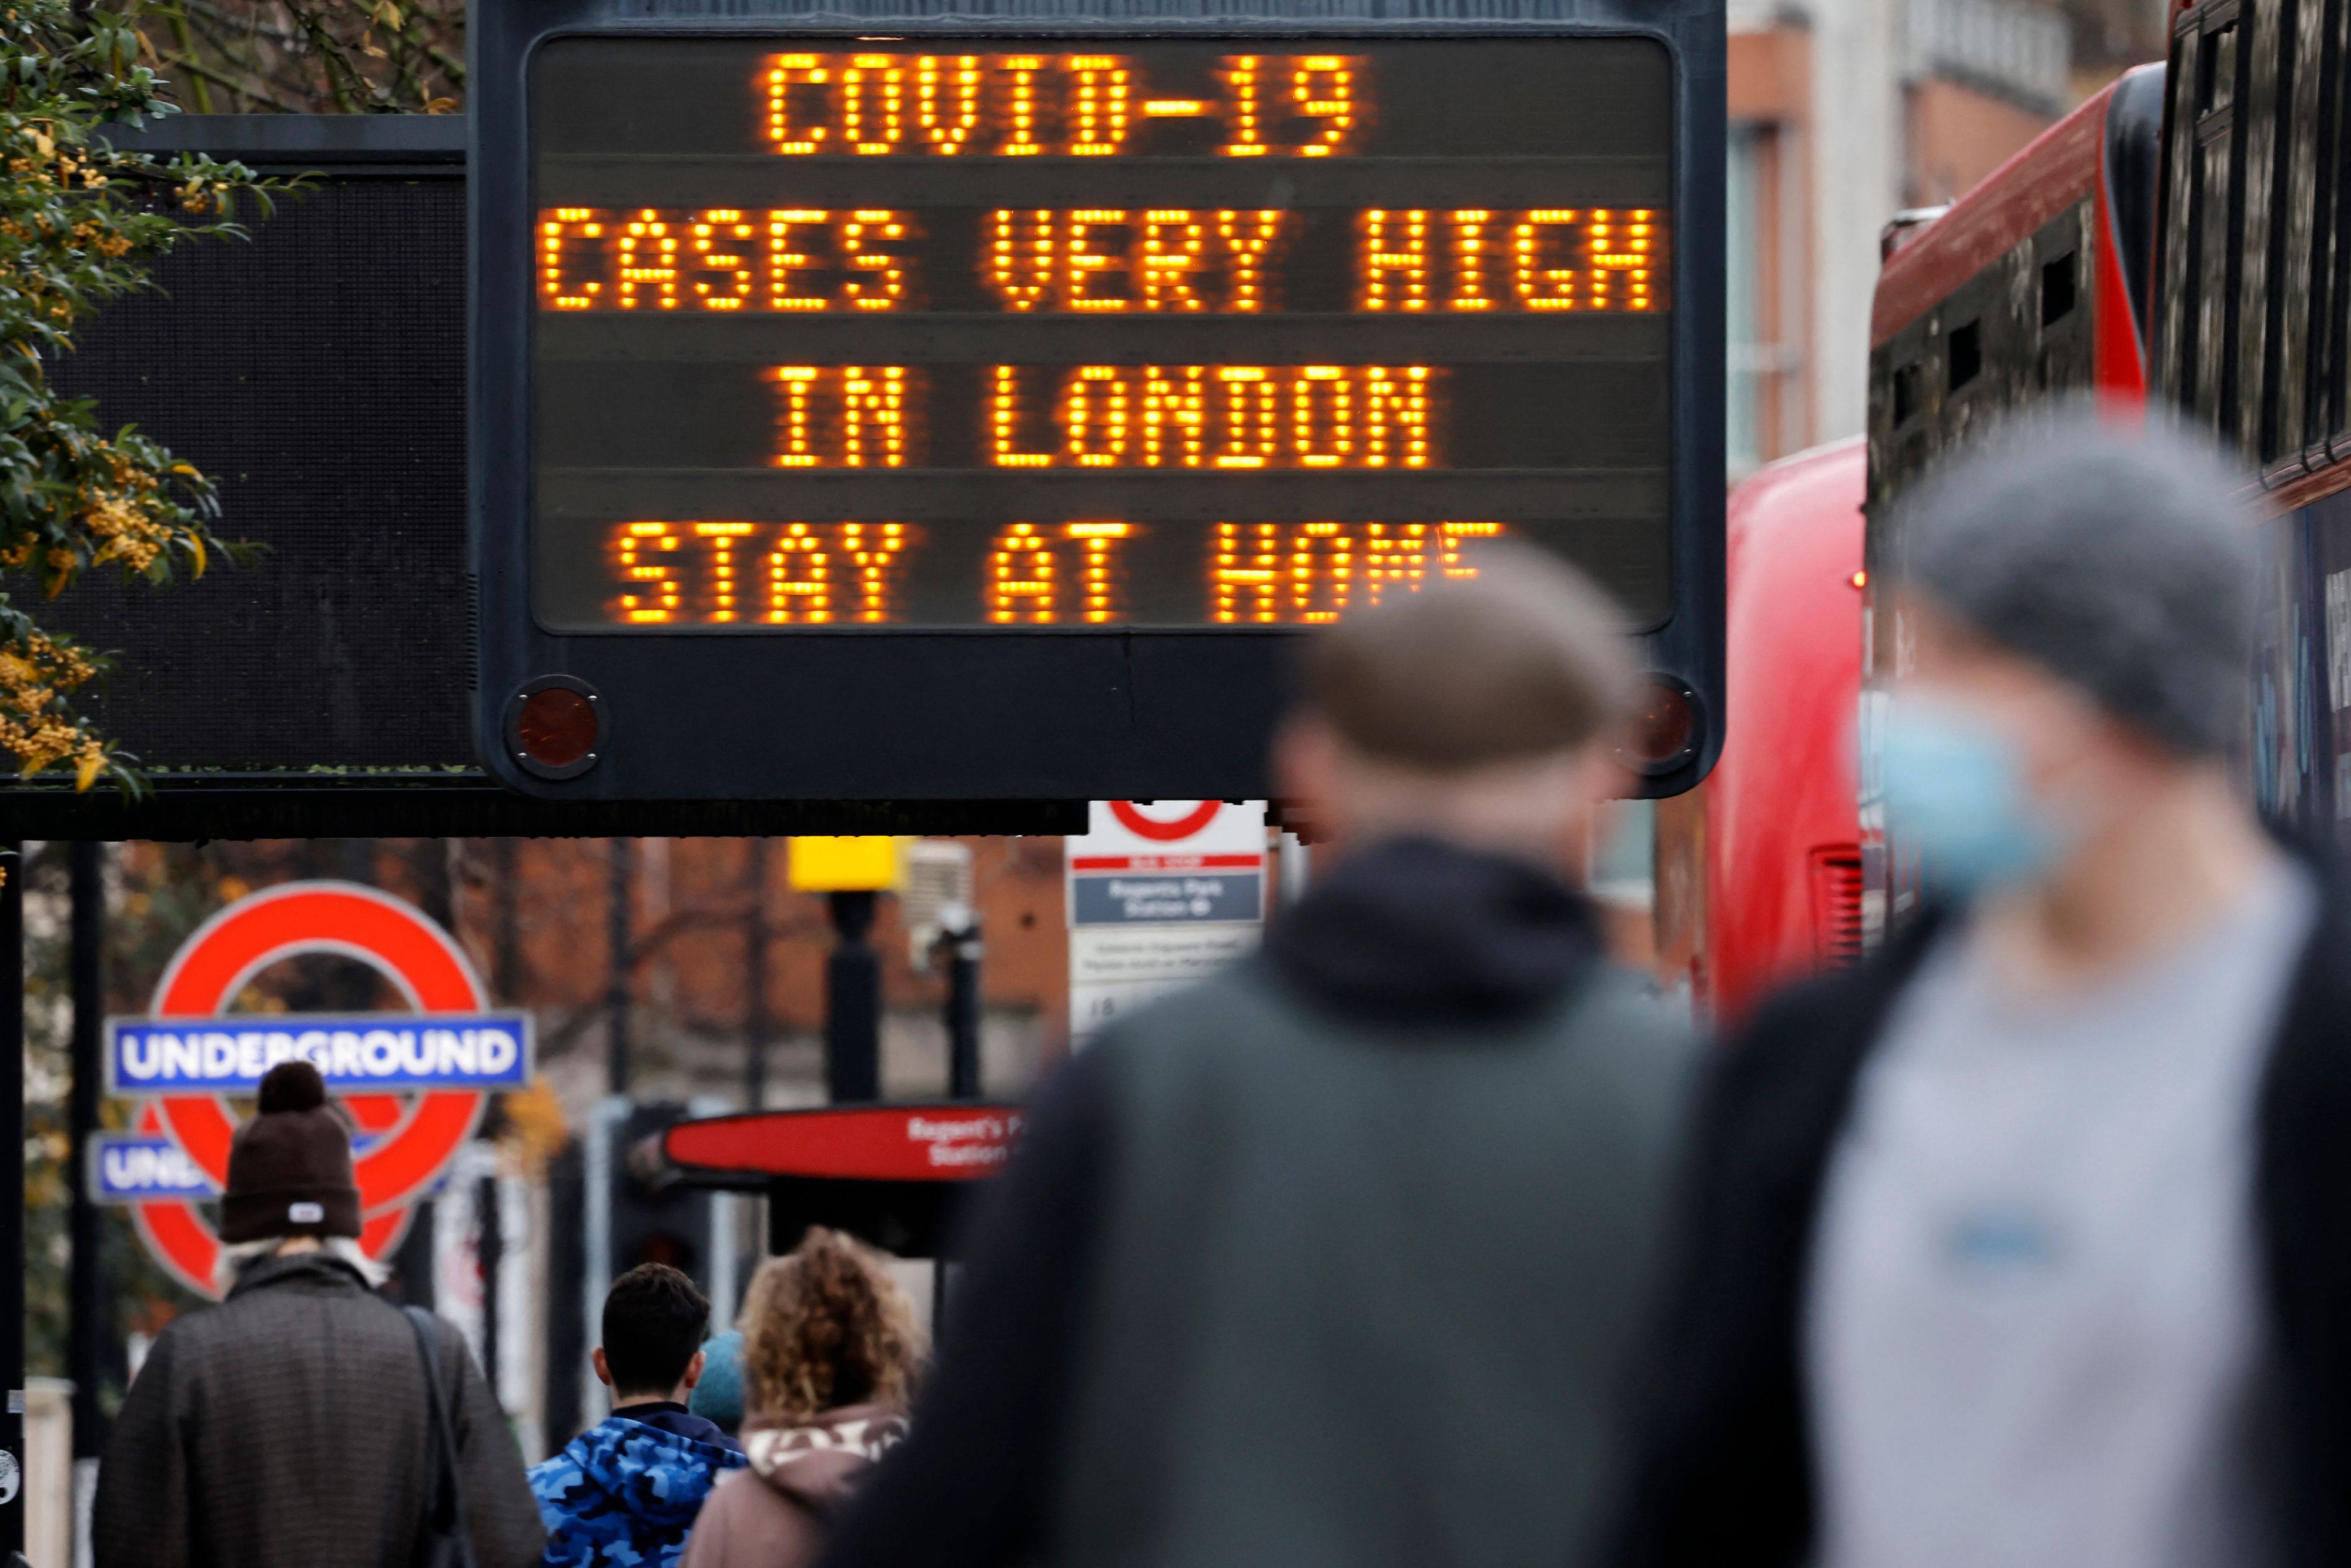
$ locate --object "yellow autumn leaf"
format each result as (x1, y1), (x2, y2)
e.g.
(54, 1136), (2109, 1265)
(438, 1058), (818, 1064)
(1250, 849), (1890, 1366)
(74, 752), (102, 792)
(187, 534), (205, 577)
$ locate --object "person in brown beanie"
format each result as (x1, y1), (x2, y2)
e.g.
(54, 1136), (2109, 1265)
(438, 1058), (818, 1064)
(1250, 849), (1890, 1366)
(94, 1060), (545, 1567)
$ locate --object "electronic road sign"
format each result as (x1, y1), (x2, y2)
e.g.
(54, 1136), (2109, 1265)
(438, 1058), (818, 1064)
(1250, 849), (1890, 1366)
(472, 0), (1725, 802)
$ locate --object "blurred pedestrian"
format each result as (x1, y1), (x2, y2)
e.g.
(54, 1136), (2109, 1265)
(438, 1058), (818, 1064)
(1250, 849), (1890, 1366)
(691, 1328), (748, 1437)
(532, 1262), (746, 1565)
(820, 544), (1697, 1568)
(1606, 413), (2351, 1568)
(93, 1061), (543, 1567)
(681, 1228), (925, 1568)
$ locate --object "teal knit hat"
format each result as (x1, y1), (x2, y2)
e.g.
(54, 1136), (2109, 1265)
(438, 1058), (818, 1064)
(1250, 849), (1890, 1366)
(689, 1329), (745, 1432)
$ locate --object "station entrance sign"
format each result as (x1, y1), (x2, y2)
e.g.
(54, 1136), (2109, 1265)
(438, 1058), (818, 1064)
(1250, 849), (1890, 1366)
(665, 1103), (1028, 1258)
(102, 882), (530, 1297)
(1066, 800), (1267, 1044)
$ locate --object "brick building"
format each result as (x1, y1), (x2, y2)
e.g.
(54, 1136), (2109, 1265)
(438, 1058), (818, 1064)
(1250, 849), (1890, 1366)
(1722, 0), (2165, 477)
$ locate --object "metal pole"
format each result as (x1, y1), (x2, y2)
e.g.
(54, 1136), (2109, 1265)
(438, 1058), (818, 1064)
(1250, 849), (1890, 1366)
(823, 891), (880, 1104)
(0, 842), (26, 1559)
(943, 913), (983, 1101)
(744, 840), (770, 1110)
(68, 843), (104, 1545)
(493, 838), (522, 1000)
(477, 1170), (503, 1396)
(935, 906), (982, 1335)
(1278, 830), (1312, 909)
(608, 838), (632, 1098)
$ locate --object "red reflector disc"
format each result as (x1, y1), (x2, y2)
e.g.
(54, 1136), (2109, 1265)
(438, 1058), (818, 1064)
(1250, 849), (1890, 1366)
(1623, 682), (1695, 769)
(517, 686), (598, 768)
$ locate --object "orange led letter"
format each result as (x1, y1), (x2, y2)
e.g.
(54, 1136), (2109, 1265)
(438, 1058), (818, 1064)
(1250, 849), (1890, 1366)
(611, 522), (682, 623)
(1448, 210), (1495, 311)
(999, 56), (1046, 154)
(988, 210), (1054, 311)
(1290, 522), (1356, 622)
(615, 210), (681, 309)
(1065, 211), (1131, 311)
(766, 210), (830, 311)
(992, 366), (1054, 467)
(1066, 522), (1132, 622)
(1588, 209), (1663, 311)
(539, 208), (606, 310)
(1293, 367), (1352, 467)
(1213, 522), (1281, 621)
(1141, 365), (1207, 467)
(686, 210), (756, 310)
(1361, 366), (1434, 468)
(1364, 522), (1432, 604)
(1217, 211), (1282, 312)
(1063, 366), (1131, 467)
(841, 210), (909, 310)
(1220, 56), (1267, 156)
(1359, 209), (1430, 311)
(1439, 521), (1506, 578)
(840, 367), (908, 467)
(1213, 367), (1277, 468)
(989, 522), (1058, 621)
(1067, 56), (1133, 155)
(840, 522), (907, 621)
(771, 367), (821, 467)
(763, 55), (832, 155)
(842, 55), (904, 155)
(765, 522), (832, 622)
(916, 56), (982, 153)
(694, 522), (754, 621)
(1140, 211), (1207, 311)
(1514, 211), (1579, 310)
(1290, 56), (1357, 156)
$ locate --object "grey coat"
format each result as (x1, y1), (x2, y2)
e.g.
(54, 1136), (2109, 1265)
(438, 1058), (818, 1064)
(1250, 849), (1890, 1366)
(820, 837), (1700, 1568)
(93, 1251), (544, 1568)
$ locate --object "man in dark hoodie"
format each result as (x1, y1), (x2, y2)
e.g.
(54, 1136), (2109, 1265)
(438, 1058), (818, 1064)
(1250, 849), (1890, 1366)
(819, 543), (1697, 1568)
(532, 1263), (746, 1567)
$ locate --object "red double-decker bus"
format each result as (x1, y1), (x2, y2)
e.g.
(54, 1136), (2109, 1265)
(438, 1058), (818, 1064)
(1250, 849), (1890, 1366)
(1694, 63), (2168, 1005)
(1856, 62), (2168, 932)
(1694, 439), (1865, 1020)
(2148, 0), (2351, 833)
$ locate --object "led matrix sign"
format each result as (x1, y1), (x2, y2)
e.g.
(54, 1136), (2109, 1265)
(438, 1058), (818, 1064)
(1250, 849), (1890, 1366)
(530, 39), (1674, 629)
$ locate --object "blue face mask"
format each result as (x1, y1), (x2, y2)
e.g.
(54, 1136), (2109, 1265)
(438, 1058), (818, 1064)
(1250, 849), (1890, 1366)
(1878, 700), (2062, 898)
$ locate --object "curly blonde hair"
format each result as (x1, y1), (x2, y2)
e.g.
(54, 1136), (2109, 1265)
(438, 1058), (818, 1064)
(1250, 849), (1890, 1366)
(739, 1227), (927, 1423)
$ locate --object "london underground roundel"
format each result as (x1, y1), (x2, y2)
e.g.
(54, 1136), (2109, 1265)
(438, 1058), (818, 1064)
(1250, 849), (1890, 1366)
(113, 882), (532, 1298)
(1108, 800), (1227, 841)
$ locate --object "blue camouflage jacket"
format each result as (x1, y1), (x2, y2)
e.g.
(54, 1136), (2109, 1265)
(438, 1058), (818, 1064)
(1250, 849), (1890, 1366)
(530, 1410), (747, 1567)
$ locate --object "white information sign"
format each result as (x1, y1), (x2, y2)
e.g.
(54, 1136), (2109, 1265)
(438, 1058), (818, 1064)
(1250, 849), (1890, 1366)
(1066, 800), (1268, 1045)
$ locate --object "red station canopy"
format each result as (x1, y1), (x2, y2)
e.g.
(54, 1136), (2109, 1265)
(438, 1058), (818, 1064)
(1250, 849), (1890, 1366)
(664, 1103), (1029, 1185)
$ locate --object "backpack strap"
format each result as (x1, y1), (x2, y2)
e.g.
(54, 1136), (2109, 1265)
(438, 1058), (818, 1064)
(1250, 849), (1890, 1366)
(403, 1305), (477, 1567)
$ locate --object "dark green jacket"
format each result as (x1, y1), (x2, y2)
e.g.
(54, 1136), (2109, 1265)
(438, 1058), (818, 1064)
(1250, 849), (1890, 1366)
(825, 837), (1698, 1568)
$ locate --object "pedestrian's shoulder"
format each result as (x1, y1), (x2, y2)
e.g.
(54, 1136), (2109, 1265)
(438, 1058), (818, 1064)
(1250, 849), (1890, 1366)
(1552, 961), (1703, 1118)
(1091, 961), (1284, 1047)
(1700, 944), (1918, 1125)
(1569, 961), (1695, 1053)
(139, 1291), (246, 1361)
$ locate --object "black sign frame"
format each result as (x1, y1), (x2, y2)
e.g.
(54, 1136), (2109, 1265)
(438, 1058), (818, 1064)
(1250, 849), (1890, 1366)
(471, 0), (1726, 804)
